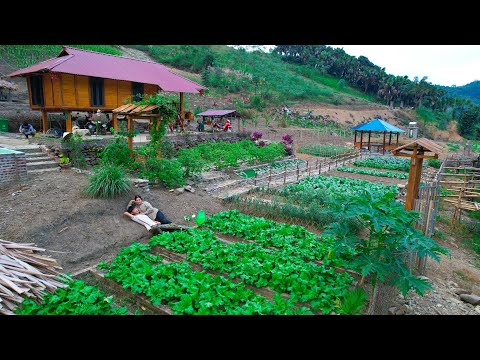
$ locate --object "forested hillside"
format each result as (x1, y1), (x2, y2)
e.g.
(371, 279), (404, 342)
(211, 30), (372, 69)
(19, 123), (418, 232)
(2, 44), (480, 139)
(442, 81), (480, 105)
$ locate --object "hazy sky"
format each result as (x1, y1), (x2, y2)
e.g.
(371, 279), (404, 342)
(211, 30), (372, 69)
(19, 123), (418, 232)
(231, 45), (480, 87)
(330, 45), (480, 87)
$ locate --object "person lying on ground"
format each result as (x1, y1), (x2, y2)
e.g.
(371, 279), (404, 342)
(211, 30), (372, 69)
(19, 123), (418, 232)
(123, 205), (161, 234)
(127, 195), (172, 224)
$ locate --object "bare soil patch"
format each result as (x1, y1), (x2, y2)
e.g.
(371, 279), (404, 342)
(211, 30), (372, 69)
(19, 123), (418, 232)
(0, 170), (228, 275)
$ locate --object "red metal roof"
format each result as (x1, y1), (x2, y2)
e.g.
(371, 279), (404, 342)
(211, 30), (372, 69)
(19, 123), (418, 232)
(7, 46), (206, 94)
(197, 109), (237, 116)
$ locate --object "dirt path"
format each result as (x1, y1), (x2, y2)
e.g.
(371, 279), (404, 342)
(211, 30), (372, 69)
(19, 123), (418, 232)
(0, 170), (228, 275)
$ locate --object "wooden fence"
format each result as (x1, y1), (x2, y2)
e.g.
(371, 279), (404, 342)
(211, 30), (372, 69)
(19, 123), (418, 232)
(246, 150), (361, 189)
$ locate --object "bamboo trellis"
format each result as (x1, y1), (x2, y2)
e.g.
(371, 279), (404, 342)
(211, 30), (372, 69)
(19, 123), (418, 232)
(437, 157), (480, 224)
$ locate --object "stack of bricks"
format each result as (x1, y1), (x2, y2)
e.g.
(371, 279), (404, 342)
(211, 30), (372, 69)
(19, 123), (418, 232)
(0, 150), (27, 184)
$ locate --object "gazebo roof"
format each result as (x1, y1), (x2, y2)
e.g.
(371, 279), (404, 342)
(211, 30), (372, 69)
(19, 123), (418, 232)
(112, 103), (158, 115)
(352, 118), (405, 133)
(392, 138), (443, 155)
(197, 109), (236, 116)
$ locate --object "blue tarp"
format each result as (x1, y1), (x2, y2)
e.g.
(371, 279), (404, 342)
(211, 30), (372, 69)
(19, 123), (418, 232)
(352, 118), (405, 133)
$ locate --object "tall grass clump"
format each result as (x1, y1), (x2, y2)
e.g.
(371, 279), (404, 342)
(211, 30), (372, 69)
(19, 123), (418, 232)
(84, 163), (133, 198)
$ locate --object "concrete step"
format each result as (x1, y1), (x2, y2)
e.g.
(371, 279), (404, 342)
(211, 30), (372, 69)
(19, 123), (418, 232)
(204, 179), (243, 193)
(26, 155), (52, 162)
(28, 167), (60, 175)
(26, 151), (48, 157)
(213, 186), (252, 200)
(194, 170), (231, 185)
(26, 160), (59, 170)
(5, 145), (43, 154)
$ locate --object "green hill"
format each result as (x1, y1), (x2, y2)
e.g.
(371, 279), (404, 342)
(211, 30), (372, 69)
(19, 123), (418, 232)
(139, 45), (377, 105)
(441, 81), (480, 105)
(1, 44), (477, 139)
(0, 45), (121, 69)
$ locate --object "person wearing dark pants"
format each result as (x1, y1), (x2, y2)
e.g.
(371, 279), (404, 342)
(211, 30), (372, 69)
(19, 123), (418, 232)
(19, 122), (36, 139)
(127, 195), (172, 224)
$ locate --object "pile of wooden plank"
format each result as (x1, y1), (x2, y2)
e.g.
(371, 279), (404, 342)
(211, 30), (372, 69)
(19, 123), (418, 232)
(0, 239), (70, 315)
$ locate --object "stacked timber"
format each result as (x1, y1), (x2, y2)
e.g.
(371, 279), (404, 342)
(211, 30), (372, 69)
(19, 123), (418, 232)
(0, 239), (70, 315)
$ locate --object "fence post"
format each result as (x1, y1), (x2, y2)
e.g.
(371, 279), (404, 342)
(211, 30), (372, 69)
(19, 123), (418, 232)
(306, 160), (309, 177)
(269, 169), (272, 187)
(254, 173), (256, 187)
(284, 163), (287, 184)
(296, 163), (299, 180)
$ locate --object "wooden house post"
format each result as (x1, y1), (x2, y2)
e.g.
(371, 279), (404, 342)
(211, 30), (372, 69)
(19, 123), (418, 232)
(41, 110), (48, 134)
(354, 130), (357, 146)
(179, 92), (184, 118)
(360, 131), (363, 149)
(66, 110), (72, 132)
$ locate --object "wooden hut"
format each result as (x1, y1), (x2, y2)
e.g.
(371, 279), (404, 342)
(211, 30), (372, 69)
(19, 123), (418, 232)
(6, 46), (206, 134)
(197, 109), (239, 131)
(352, 118), (405, 154)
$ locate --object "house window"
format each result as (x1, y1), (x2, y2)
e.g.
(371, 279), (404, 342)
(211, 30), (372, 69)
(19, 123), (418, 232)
(30, 76), (44, 106)
(90, 77), (104, 107)
(132, 82), (144, 102)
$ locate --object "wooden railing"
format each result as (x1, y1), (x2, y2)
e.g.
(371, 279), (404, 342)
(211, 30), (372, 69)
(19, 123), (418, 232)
(246, 150), (361, 189)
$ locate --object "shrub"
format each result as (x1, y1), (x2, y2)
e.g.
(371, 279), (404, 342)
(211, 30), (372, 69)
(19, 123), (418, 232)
(249, 95), (266, 111)
(98, 135), (136, 169)
(139, 158), (185, 188)
(427, 158), (442, 169)
(251, 131), (263, 141)
(282, 134), (294, 155)
(84, 163), (133, 198)
(62, 133), (87, 168)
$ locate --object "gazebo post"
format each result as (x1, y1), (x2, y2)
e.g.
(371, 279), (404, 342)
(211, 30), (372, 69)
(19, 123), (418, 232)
(389, 132), (392, 145)
(405, 144), (424, 211)
(41, 110), (48, 134)
(66, 110), (72, 132)
(354, 130), (357, 147)
(360, 131), (363, 149)
(393, 138), (442, 212)
(368, 130), (371, 151)
(127, 115), (133, 150)
(382, 131), (386, 154)
(112, 113), (118, 132)
(396, 132), (399, 146)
